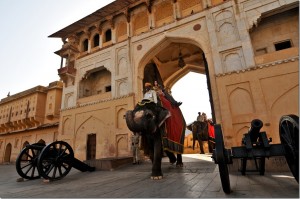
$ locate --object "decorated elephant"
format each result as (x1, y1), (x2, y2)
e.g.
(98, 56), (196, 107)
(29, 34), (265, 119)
(188, 121), (208, 154)
(125, 99), (186, 179)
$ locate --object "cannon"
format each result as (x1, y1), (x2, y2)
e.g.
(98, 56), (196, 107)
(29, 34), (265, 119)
(16, 141), (95, 181)
(212, 114), (299, 194)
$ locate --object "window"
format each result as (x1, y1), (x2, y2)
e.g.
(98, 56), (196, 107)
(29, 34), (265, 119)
(93, 34), (100, 47)
(274, 40), (292, 51)
(256, 48), (267, 56)
(105, 86), (111, 92)
(83, 39), (89, 52)
(105, 29), (112, 42)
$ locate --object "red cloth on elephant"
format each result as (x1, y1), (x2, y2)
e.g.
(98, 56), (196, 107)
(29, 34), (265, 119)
(158, 93), (186, 154)
(208, 122), (215, 139)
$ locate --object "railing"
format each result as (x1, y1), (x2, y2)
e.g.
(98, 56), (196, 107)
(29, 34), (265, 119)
(58, 66), (77, 76)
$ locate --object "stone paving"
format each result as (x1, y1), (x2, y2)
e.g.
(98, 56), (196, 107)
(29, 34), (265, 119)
(0, 154), (298, 198)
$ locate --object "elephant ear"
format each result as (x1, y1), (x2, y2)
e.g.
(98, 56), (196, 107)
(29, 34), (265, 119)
(157, 108), (171, 127)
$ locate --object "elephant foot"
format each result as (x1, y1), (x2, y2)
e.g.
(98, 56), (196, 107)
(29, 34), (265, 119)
(176, 162), (184, 167)
(150, 176), (163, 180)
(166, 151), (177, 165)
(170, 159), (176, 165)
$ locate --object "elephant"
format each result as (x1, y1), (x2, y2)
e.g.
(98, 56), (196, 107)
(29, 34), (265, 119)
(125, 100), (185, 179)
(188, 121), (208, 154)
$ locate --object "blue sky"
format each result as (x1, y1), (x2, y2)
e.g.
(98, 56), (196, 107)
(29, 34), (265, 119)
(0, 1), (212, 124)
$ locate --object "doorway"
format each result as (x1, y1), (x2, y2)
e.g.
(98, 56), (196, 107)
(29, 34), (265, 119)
(4, 143), (12, 163)
(87, 134), (96, 160)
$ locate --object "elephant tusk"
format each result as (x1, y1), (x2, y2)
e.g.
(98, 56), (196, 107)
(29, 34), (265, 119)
(158, 111), (171, 127)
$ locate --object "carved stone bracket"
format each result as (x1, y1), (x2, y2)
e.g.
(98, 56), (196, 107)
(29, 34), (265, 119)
(101, 15), (114, 29)
(248, 14), (262, 32)
(83, 27), (91, 39)
(124, 8), (131, 23)
(146, 0), (154, 13)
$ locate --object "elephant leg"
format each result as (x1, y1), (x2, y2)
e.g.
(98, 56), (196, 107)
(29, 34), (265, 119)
(196, 133), (205, 154)
(151, 134), (163, 180)
(176, 154), (183, 167)
(199, 139), (205, 154)
(208, 140), (214, 153)
(165, 150), (177, 164)
(192, 135), (196, 150)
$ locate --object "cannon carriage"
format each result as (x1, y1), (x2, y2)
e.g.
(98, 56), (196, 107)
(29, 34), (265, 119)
(211, 114), (299, 194)
(16, 141), (95, 181)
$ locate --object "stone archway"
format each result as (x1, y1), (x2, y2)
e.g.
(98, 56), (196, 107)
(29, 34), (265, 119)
(137, 36), (216, 122)
(137, 37), (210, 92)
(4, 143), (12, 163)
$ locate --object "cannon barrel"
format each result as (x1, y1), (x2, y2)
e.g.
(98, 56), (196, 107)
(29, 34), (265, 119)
(248, 119), (263, 143)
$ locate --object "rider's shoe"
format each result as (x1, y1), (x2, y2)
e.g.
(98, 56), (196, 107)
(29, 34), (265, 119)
(176, 102), (182, 107)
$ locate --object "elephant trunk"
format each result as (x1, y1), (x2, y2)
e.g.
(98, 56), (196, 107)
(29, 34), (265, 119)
(125, 110), (138, 132)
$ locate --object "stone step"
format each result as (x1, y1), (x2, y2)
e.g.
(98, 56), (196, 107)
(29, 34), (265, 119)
(84, 157), (133, 171)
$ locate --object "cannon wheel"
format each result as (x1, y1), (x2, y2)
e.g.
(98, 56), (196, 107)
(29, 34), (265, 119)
(214, 124), (231, 194)
(279, 114), (299, 183)
(37, 141), (74, 181)
(15, 143), (45, 180)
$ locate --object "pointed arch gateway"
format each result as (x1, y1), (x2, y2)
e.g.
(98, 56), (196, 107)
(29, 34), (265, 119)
(137, 36), (216, 123)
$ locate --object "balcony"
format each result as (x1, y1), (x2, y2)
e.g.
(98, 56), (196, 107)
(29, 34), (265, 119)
(77, 92), (112, 105)
(58, 66), (77, 84)
(255, 47), (299, 65)
(58, 66), (76, 76)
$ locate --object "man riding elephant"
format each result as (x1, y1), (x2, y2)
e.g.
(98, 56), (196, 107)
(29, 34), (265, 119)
(192, 121), (208, 154)
(125, 82), (186, 179)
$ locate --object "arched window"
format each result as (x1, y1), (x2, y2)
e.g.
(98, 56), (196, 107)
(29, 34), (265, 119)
(83, 39), (89, 52)
(105, 29), (112, 42)
(93, 34), (100, 47)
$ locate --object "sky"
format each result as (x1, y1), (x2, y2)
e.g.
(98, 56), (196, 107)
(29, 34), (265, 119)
(0, 0), (114, 98)
(172, 73), (212, 125)
(0, 0), (212, 125)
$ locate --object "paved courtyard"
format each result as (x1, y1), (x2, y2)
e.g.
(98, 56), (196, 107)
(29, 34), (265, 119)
(0, 154), (298, 198)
